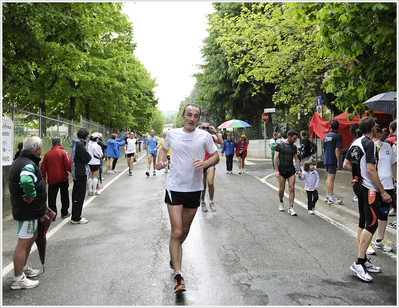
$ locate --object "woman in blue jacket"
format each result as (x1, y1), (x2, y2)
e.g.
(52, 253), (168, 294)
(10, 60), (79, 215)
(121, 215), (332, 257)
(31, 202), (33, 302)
(112, 134), (127, 172)
(221, 133), (237, 174)
(106, 134), (125, 174)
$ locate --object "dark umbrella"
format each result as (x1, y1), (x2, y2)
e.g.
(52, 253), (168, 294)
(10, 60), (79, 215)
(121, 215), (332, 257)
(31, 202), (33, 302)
(364, 91), (397, 116)
(36, 207), (56, 272)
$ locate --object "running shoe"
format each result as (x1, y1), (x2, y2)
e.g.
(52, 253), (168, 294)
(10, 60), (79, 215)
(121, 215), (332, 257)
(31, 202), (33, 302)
(61, 213), (71, 219)
(238, 170), (242, 174)
(374, 240), (393, 252)
(201, 201), (208, 212)
(388, 220), (396, 229)
(145, 171), (150, 177)
(352, 196), (358, 202)
(308, 210), (314, 215)
(88, 191), (93, 197)
(94, 190), (101, 195)
(226, 171), (229, 174)
(350, 262), (373, 282)
(328, 197), (342, 205)
(209, 201), (216, 212)
(153, 171), (156, 176)
(169, 260), (174, 270)
(23, 266), (40, 278)
(366, 243), (376, 255)
(174, 274), (186, 293)
(11, 273), (39, 290)
(364, 258), (381, 273)
(323, 196), (330, 202)
(71, 217), (88, 224)
(288, 207), (297, 216)
(279, 201), (284, 212)
(97, 184), (104, 189)
(388, 208), (396, 216)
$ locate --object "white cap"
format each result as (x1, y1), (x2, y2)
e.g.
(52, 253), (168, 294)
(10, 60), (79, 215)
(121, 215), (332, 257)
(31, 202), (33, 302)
(91, 132), (99, 138)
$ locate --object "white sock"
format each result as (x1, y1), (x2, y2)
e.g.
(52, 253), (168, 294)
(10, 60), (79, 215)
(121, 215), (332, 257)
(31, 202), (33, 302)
(14, 274), (24, 281)
(174, 270), (183, 277)
(88, 178), (93, 192)
(93, 178), (98, 191)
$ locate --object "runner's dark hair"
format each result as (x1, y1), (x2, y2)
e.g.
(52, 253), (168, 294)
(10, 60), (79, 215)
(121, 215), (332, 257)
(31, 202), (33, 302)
(183, 103), (201, 117)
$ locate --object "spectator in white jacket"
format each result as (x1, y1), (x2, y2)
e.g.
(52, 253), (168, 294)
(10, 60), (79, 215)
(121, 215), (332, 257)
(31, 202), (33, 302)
(298, 161), (320, 214)
(87, 132), (103, 196)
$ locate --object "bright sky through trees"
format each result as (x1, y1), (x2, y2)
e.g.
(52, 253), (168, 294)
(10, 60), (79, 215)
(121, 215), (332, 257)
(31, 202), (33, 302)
(123, 1), (214, 112)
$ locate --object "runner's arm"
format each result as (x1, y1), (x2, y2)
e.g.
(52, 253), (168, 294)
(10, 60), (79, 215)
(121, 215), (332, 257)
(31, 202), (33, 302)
(155, 147), (168, 170)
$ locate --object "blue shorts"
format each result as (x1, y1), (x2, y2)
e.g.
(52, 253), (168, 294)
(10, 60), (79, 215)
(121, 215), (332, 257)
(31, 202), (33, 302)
(325, 164), (337, 174)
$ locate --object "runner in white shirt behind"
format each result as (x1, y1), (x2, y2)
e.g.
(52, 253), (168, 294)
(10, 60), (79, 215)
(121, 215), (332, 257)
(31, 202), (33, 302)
(155, 103), (219, 294)
(125, 132), (138, 176)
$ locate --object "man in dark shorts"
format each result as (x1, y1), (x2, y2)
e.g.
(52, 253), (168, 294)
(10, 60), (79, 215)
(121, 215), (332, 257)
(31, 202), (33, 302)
(155, 103), (219, 293)
(343, 116), (392, 282)
(274, 130), (302, 216)
(323, 119), (343, 204)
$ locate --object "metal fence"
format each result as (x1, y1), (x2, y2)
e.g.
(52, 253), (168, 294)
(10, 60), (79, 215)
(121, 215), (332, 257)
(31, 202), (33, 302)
(2, 102), (123, 157)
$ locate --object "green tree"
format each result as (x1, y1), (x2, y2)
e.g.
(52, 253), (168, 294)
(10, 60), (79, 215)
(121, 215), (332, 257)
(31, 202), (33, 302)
(288, 2), (396, 117)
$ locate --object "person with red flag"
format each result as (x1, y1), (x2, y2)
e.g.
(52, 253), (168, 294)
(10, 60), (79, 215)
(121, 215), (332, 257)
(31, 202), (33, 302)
(9, 136), (47, 289)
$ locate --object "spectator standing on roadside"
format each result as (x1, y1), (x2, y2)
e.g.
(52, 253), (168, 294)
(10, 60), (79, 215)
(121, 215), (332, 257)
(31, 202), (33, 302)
(269, 132), (279, 169)
(97, 133), (107, 188)
(274, 130), (302, 216)
(221, 132), (237, 174)
(40, 137), (71, 220)
(298, 161), (319, 214)
(14, 142), (23, 161)
(323, 120), (343, 205)
(381, 128), (389, 141)
(385, 120), (397, 216)
(155, 103), (219, 293)
(70, 127), (92, 224)
(9, 136), (46, 289)
(87, 132), (103, 196)
(366, 124), (396, 254)
(299, 130), (313, 171)
(236, 134), (248, 174)
(343, 116), (392, 282)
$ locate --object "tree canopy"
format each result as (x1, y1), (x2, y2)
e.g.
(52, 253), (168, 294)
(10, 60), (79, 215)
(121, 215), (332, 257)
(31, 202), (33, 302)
(3, 2), (160, 133)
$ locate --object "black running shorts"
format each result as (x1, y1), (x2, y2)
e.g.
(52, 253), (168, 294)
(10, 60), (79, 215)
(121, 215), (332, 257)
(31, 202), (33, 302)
(89, 164), (100, 172)
(278, 165), (296, 179)
(165, 190), (201, 209)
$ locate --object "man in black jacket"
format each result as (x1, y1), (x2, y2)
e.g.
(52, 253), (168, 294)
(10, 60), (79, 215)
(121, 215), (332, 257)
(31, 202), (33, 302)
(70, 127), (92, 224)
(9, 136), (46, 289)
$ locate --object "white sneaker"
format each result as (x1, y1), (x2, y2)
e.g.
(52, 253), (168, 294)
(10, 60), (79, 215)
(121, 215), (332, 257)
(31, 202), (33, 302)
(308, 210), (315, 214)
(364, 258), (381, 273)
(323, 196), (330, 202)
(366, 243), (376, 255)
(94, 190), (101, 195)
(71, 217), (88, 224)
(23, 266), (40, 278)
(328, 197), (342, 205)
(201, 201), (208, 212)
(350, 262), (373, 282)
(238, 170), (242, 174)
(374, 240), (393, 252)
(11, 273), (39, 290)
(279, 201), (284, 212)
(226, 171), (229, 174)
(288, 207), (297, 216)
(209, 201), (216, 212)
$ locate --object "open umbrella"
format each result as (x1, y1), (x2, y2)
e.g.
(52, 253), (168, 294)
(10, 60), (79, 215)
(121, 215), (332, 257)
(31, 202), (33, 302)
(218, 119), (252, 129)
(364, 91), (396, 116)
(36, 207), (56, 272)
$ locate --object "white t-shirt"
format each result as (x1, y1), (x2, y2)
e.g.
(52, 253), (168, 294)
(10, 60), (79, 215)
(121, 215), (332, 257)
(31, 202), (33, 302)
(162, 127), (218, 192)
(377, 141), (396, 189)
(88, 141), (103, 165)
(126, 138), (137, 154)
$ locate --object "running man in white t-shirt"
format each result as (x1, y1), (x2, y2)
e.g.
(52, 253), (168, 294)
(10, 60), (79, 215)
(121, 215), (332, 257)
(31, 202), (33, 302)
(155, 103), (219, 293)
(125, 132), (138, 176)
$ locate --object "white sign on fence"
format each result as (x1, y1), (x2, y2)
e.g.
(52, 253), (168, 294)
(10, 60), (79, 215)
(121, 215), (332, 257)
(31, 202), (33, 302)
(2, 119), (14, 165)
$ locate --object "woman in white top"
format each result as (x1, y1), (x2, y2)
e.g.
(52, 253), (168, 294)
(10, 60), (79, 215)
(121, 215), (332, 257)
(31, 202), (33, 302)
(87, 132), (103, 196)
(125, 132), (138, 176)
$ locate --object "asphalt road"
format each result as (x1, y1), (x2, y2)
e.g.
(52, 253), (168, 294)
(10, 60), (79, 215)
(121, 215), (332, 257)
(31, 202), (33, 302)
(2, 154), (397, 306)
